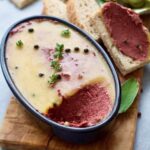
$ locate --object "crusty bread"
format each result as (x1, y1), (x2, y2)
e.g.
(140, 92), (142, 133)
(10, 0), (36, 8)
(67, 0), (100, 40)
(43, 0), (68, 20)
(90, 9), (150, 75)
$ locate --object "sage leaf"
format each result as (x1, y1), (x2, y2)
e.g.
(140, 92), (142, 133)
(119, 78), (139, 114)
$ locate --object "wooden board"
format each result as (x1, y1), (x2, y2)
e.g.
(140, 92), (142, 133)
(0, 3), (150, 150)
(0, 97), (52, 150)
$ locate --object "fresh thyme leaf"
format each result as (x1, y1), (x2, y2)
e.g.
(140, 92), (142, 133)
(61, 29), (71, 37)
(48, 43), (64, 84)
(16, 40), (23, 48)
(54, 43), (64, 59)
(48, 73), (59, 85)
(51, 60), (62, 71)
(119, 78), (139, 114)
(54, 51), (63, 59)
(55, 43), (64, 52)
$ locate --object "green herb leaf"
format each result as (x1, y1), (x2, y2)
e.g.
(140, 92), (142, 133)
(119, 78), (139, 114)
(61, 29), (71, 37)
(54, 52), (63, 59)
(55, 43), (64, 52)
(51, 60), (62, 71)
(16, 40), (23, 48)
(54, 43), (64, 59)
(97, 0), (105, 6)
(48, 73), (59, 85)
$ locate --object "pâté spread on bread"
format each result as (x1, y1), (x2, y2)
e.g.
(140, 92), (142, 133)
(91, 2), (150, 75)
(6, 19), (115, 127)
(102, 2), (149, 61)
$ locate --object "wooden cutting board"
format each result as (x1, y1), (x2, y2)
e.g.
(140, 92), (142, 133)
(0, 4), (150, 150)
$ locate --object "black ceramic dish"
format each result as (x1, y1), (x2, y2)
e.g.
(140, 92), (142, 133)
(0, 16), (121, 143)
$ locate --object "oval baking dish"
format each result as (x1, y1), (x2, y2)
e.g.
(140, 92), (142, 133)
(0, 16), (121, 143)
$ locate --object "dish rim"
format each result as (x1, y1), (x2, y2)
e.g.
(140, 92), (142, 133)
(0, 15), (121, 132)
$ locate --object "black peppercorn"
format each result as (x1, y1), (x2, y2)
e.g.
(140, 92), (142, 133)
(57, 74), (62, 80)
(65, 48), (71, 53)
(38, 73), (44, 77)
(34, 45), (39, 50)
(28, 28), (34, 33)
(74, 47), (80, 52)
(84, 48), (89, 54)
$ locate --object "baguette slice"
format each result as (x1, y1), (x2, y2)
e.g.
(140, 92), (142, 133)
(90, 2), (150, 75)
(10, 0), (36, 8)
(43, 0), (68, 20)
(67, 0), (100, 40)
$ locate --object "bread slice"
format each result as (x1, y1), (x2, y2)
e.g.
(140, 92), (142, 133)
(90, 4), (150, 75)
(67, 0), (100, 40)
(43, 0), (68, 20)
(10, 0), (36, 8)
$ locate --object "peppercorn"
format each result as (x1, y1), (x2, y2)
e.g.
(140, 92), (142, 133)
(38, 73), (44, 77)
(34, 45), (39, 50)
(65, 48), (71, 53)
(84, 48), (89, 54)
(28, 28), (34, 33)
(57, 74), (62, 80)
(74, 47), (80, 52)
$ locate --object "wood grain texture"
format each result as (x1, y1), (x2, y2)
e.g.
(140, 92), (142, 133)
(0, 97), (52, 150)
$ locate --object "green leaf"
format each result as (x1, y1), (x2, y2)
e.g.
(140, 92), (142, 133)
(97, 0), (106, 6)
(16, 40), (23, 48)
(119, 78), (139, 114)
(50, 60), (62, 71)
(48, 73), (60, 85)
(55, 43), (64, 52)
(61, 29), (71, 38)
(54, 43), (64, 59)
